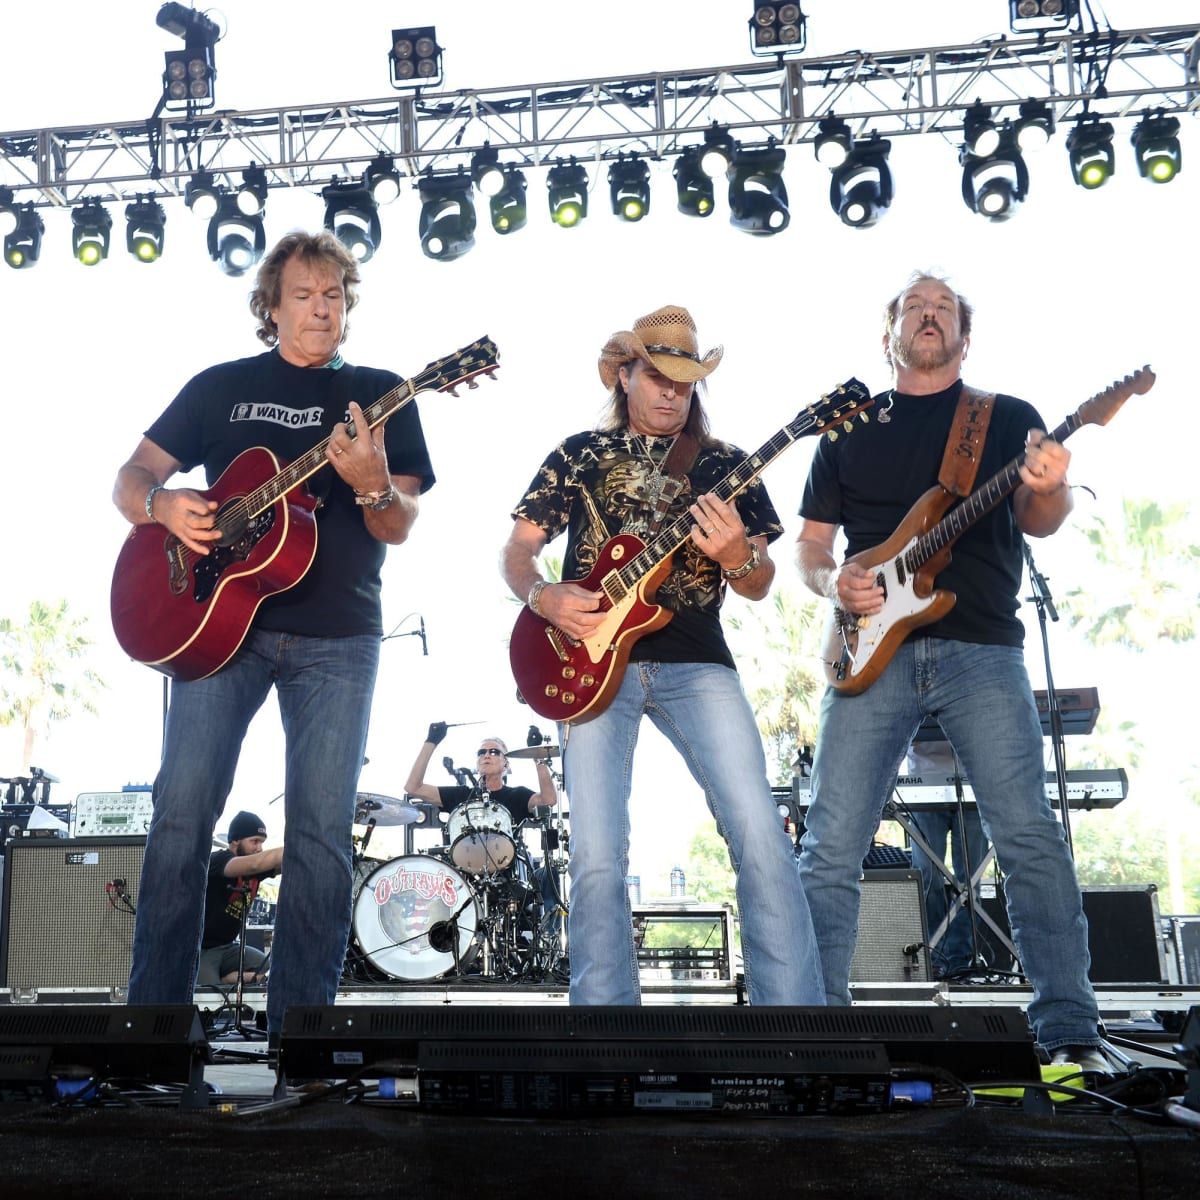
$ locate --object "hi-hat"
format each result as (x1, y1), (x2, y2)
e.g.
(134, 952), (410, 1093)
(506, 744), (561, 759)
(353, 792), (422, 826)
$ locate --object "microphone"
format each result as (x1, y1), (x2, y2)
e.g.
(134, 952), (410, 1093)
(428, 920), (456, 954)
(418, 616), (428, 656)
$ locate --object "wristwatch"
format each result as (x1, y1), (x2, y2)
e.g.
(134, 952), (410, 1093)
(721, 541), (760, 581)
(355, 485), (397, 511)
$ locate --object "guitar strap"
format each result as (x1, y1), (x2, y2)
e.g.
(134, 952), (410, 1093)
(645, 432), (700, 535)
(936, 384), (995, 497)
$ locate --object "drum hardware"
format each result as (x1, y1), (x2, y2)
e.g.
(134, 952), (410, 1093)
(225, 876), (268, 1042)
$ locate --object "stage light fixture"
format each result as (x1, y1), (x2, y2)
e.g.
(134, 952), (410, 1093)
(749, 4), (807, 57)
(390, 26), (442, 89)
(609, 156), (650, 222)
(1008, 0), (1080, 34)
(207, 193), (265, 276)
(1015, 99), (1055, 152)
(813, 117), (852, 168)
(125, 198), (167, 263)
(673, 147), (714, 217)
(363, 155), (401, 205)
(489, 168), (527, 235)
(961, 123), (1028, 221)
(547, 161), (589, 229)
(418, 173), (476, 261)
(471, 146), (505, 198)
(963, 102), (1001, 158)
(157, 3), (220, 112)
(4, 204), (44, 270)
(71, 199), (112, 266)
(829, 136), (893, 228)
(323, 182), (382, 263)
(699, 125), (736, 179)
(1131, 112), (1181, 184)
(236, 165), (268, 217)
(727, 144), (790, 235)
(0, 187), (17, 238)
(184, 170), (220, 219)
(1066, 117), (1115, 189)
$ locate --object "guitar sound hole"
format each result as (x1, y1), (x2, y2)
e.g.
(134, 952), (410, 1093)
(192, 509), (277, 603)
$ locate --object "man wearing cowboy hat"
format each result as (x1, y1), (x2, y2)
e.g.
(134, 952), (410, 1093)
(501, 304), (824, 1006)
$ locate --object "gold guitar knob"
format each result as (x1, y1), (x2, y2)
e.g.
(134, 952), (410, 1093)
(580, 674), (595, 687)
(544, 684), (559, 698)
(561, 691), (576, 705)
(561, 666), (576, 679)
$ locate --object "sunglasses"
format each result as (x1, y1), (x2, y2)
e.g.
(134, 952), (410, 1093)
(477, 747), (505, 757)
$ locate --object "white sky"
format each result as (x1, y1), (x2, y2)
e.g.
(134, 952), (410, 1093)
(1, 1), (1197, 897)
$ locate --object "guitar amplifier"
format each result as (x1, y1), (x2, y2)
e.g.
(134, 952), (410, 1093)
(851, 870), (931, 983)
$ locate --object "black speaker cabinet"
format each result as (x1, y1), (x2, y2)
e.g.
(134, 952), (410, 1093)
(1, 837), (146, 990)
(850, 869), (931, 983)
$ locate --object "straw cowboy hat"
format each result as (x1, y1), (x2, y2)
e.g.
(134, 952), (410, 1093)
(598, 304), (724, 390)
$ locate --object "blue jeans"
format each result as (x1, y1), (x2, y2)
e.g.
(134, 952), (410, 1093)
(561, 661), (824, 1006)
(909, 806), (990, 975)
(798, 638), (1099, 1052)
(127, 628), (379, 1033)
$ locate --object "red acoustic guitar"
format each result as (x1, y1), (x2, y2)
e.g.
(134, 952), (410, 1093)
(509, 379), (873, 724)
(111, 338), (499, 680)
(820, 366), (1156, 696)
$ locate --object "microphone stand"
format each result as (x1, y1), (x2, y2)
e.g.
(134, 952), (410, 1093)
(1024, 541), (1074, 857)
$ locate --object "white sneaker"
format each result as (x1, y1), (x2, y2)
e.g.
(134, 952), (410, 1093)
(1050, 1044), (1113, 1075)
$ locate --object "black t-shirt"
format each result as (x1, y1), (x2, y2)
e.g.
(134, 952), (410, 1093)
(513, 429), (783, 668)
(146, 350), (436, 637)
(437, 784), (534, 824)
(799, 380), (1044, 647)
(202, 849), (277, 948)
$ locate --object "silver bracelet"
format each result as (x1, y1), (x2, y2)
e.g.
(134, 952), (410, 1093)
(144, 483), (165, 523)
(721, 541), (761, 581)
(527, 579), (548, 616)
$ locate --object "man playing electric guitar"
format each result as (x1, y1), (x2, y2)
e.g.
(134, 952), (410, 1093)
(112, 231), (435, 1045)
(795, 271), (1107, 1073)
(501, 303), (823, 1007)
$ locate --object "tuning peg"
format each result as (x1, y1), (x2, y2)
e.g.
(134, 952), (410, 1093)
(446, 386), (460, 397)
(842, 419), (854, 432)
(826, 429), (839, 442)
(859, 411), (870, 422)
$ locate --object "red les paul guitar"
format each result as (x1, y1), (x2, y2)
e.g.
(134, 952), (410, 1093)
(509, 379), (873, 724)
(111, 338), (499, 680)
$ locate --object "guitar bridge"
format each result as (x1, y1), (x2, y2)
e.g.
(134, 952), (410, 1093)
(545, 626), (576, 663)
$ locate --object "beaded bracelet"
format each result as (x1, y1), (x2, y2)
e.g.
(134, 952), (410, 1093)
(527, 579), (548, 616)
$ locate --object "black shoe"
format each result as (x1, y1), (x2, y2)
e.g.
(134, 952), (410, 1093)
(1050, 1044), (1113, 1075)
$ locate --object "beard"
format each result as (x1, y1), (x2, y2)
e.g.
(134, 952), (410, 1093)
(890, 325), (963, 372)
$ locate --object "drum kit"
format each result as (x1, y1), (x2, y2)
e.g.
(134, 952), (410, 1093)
(342, 742), (570, 986)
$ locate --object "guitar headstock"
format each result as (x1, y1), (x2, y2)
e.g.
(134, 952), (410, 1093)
(416, 337), (501, 396)
(1076, 365), (1155, 428)
(807, 378), (873, 440)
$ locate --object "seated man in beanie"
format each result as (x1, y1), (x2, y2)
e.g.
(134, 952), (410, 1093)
(197, 810), (284, 987)
(501, 303), (824, 1007)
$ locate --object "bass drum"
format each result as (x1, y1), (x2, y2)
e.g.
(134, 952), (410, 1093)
(352, 854), (480, 980)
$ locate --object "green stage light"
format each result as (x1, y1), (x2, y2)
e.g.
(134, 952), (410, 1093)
(1131, 112), (1181, 184)
(547, 161), (589, 228)
(125, 198), (166, 262)
(4, 205), (44, 270)
(1067, 118), (1115, 190)
(72, 200), (112, 266)
(608, 156), (650, 222)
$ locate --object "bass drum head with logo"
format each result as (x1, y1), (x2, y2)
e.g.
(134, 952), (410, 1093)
(352, 854), (479, 980)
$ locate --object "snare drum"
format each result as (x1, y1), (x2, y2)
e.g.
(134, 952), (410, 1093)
(447, 799), (515, 874)
(351, 854), (479, 980)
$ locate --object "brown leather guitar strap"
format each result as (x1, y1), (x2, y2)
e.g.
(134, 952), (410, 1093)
(645, 431), (700, 535)
(937, 384), (995, 497)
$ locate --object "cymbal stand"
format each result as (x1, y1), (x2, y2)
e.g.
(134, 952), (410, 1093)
(538, 752), (570, 975)
(230, 879), (266, 1041)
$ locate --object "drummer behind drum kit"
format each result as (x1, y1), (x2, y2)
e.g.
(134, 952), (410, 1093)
(342, 743), (570, 986)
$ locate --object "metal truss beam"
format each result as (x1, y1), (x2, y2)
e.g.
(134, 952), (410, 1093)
(1, 24), (1196, 209)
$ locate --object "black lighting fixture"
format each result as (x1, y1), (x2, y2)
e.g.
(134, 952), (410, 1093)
(363, 155), (401, 205)
(470, 146), (505, 198)
(125, 198), (167, 263)
(71, 199), (113, 266)
(673, 147), (714, 217)
(1066, 117), (1115, 189)
(961, 122), (1029, 221)
(157, 2), (220, 113)
(749, 4), (807, 57)
(813, 116), (852, 168)
(488, 167), (527, 235)
(323, 182), (382, 263)
(1008, 0), (1080, 34)
(727, 143), (790, 235)
(1131, 111), (1182, 184)
(390, 26), (442, 89)
(699, 124), (736, 179)
(207, 192), (266, 276)
(609, 156), (650, 222)
(3, 204), (44, 270)
(829, 135), (894, 228)
(418, 173), (476, 261)
(184, 170), (220, 219)
(0, 187), (18, 239)
(236, 165), (268, 217)
(547, 160), (589, 229)
(1015, 99), (1056, 152)
(963, 101), (1001, 158)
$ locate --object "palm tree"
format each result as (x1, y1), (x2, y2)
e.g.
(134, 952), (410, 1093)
(0, 599), (105, 771)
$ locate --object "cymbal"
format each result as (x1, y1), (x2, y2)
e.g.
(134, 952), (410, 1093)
(507, 745), (561, 760)
(353, 792), (422, 826)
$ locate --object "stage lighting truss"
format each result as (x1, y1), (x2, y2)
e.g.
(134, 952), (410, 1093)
(418, 173), (476, 261)
(727, 143), (790, 235)
(363, 155), (402, 205)
(1015, 99), (1056, 152)
(1067, 117), (1115, 189)
(609, 156), (650, 222)
(184, 170), (220, 219)
(4, 204), (43, 270)
(749, 3), (807, 58)
(547, 160), (589, 229)
(960, 123), (1029, 221)
(1131, 112), (1181, 184)
(390, 26), (442, 89)
(236, 165), (268, 216)
(470, 146), (505, 198)
(207, 193), (265, 276)
(157, 2), (221, 113)
(829, 136), (893, 229)
(673, 147), (715, 217)
(323, 183), (382, 263)
(71, 199), (112, 266)
(488, 167), (527, 235)
(1008, 0), (1080, 34)
(699, 125), (736, 179)
(125, 198), (166, 263)
(813, 117), (852, 168)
